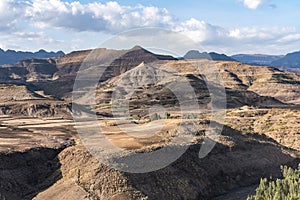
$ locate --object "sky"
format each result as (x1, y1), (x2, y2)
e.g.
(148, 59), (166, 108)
(0, 0), (300, 55)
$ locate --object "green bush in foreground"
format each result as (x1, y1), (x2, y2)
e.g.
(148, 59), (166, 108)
(247, 165), (300, 200)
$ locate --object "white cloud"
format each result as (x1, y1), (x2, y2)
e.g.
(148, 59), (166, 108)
(277, 33), (300, 43)
(173, 18), (226, 43)
(0, 0), (173, 33)
(24, 0), (173, 32)
(0, 0), (28, 31)
(172, 18), (300, 54)
(173, 18), (292, 45)
(228, 27), (295, 40)
(243, 0), (264, 9)
(0, 30), (65, 52)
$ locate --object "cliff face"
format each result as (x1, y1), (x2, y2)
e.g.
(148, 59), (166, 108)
(0, 84), (44, 101)
(215, 61), (300, 104)
(0, 101), (71, 118)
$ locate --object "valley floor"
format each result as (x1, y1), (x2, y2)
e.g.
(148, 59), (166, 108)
(0, 106), (299, 200)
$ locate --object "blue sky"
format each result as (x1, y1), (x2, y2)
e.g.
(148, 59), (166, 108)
(0, 0), (300, 55)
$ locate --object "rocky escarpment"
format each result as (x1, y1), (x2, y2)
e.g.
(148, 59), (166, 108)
(95, 60), (286, 116)
(215, 61), (300, 104)
(0, 84), (45, 102)
(226, 106), (300, 151)
(0, 58), (58, 82)
(0, 101), (71, 118)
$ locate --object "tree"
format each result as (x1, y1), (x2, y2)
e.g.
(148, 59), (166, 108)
(247, 165), (300, 200)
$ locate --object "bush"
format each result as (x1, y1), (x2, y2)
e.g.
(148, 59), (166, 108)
(247, 165), (300, 200)
(150, 113), (160, 121)
(165, 112), (171, 119)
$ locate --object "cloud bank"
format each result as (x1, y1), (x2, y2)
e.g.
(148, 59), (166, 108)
(5, 0), (172, 32)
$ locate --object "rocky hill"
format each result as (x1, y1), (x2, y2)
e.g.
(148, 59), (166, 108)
(0, 84), (44, 101)
(0, 46), (177, 100)
(215, 61), (300, 104)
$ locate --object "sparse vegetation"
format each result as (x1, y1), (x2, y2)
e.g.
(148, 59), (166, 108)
(150, 113), (161, 121)
(225, 108), (300, 151)
(182, 113), (198, 119)
(165, 112), (171, 119)
(150, 112), (172, 121)
(247, 165), (300, 200)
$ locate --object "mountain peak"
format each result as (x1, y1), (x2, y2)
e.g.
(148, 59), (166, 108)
(37, 49), (47, 53)
(131, 45), (148, 52)
(184, 50), (235, 61)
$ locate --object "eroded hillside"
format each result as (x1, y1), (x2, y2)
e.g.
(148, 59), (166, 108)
(0, 47), (299, 200)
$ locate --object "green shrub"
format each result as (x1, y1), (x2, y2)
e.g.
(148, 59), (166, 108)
(165, 112), (171, 119)
(150, 113), (160, 121)
(247, 165), (300, 200)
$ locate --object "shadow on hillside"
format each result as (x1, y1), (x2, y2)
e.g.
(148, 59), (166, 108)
(0, 147), (64, 200)
(120, 124), (300, 199)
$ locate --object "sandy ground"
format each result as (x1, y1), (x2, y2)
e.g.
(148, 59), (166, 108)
(0, 115), (76, 152)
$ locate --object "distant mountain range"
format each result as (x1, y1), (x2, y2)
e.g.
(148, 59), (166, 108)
(270, 51), (300, 68)
(231, 51), (300, 70)
(231, 54), (284, 66)
(182, 50), (300, 74)
(2, 47), (300, 74)
(0, 49), (64, 65)
(184, 50), (236, 61)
